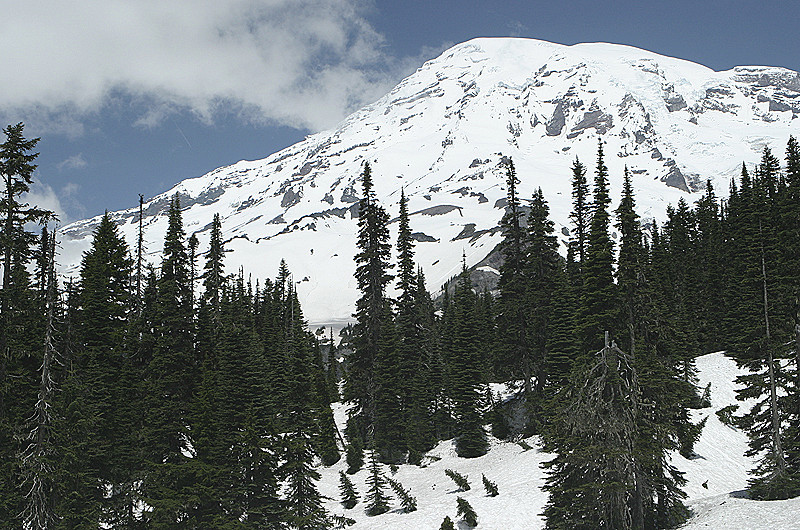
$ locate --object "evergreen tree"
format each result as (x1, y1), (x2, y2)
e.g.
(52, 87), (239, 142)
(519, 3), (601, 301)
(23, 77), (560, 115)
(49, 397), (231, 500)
(387, 477), (417, 512)
(578, 141), (617, 353)
(569, 157), (590, 266)
(364, 446), (391, 516)
(345, 162), (393, 451)
(75, 213), (141, 526)
(614, 167), (645, 355)
(445, 468), (470, 491)
(496, 158), (533, 394)
(0, 123), (53, 527)
(20, 227), (58, 530)
(448, 261), (488, 458)
(440, 515), (456, 530)
(339, 471), (359, 509)
(143, 195), (199, 524)
(524, 188), (561, 399)
(482, 474), (499, 496)
(456, 497), (478, 527)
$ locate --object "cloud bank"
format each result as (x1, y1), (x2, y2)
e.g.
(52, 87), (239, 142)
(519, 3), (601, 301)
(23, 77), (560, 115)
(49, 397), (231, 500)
(0, 0), (408, 133)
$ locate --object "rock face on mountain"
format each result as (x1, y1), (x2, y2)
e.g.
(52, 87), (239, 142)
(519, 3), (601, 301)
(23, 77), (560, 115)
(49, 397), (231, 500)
(60, 38), (800, 326)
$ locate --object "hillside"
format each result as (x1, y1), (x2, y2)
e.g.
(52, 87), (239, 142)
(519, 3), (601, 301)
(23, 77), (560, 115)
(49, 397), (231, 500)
(317, 352), (800, 528)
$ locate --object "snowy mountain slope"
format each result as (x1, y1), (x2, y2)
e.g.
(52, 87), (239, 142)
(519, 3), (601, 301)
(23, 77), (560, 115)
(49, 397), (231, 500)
(316, 352), (800, 529)
(59, 38), (800, 326)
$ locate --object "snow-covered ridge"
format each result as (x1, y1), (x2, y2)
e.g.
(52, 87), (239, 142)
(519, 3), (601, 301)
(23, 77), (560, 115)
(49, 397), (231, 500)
(60, 37), (800, 326)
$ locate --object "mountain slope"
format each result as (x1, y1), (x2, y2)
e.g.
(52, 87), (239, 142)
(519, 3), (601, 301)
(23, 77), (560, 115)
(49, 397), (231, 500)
(60, 37), (800, 326)
(316, 352), (800, 529)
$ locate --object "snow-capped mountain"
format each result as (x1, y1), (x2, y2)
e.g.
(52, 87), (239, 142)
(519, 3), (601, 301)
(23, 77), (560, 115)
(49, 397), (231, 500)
(60, 38), (800, 327)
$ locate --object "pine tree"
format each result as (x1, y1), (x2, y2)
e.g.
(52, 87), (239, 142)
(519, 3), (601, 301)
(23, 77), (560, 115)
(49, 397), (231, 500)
(20, 227), (58, 530)
(569, 157), (590, 267)
(143, 194), (199, 524)
(524, 188), (561, 399)
(445, 468), (470, 491)
(448, 261), (488, 458)
(482, 474), (499, 496)
(440, 515), (456, 530)
(387, 477), (417, 512)
(74, 213), (142, 525)
(578, 141), (617, 353)
(456, 497), (478, 527)
(364, 446), (391, 516)
(345, 162), (393, 451)
(0, 123), (53, 527)
(615, 167), (645, 354)
(496, 158), (533, 395)
(339, 471), (359, 509)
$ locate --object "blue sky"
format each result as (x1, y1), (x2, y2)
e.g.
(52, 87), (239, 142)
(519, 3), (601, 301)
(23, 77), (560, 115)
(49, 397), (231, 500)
(2, 0), (797, 222)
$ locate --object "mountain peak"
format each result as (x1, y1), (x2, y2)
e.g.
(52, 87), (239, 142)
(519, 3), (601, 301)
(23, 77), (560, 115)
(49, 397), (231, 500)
(61, 38), (800, 326)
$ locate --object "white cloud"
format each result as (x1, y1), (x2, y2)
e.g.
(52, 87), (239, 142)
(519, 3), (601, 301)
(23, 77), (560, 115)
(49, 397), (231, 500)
(0, 0), (407, 133)
(23, 183), (67, 223)
(57, 154), (88, 171)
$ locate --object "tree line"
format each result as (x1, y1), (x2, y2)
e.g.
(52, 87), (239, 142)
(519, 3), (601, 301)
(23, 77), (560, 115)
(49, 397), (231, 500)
(1, 120), (798, 529)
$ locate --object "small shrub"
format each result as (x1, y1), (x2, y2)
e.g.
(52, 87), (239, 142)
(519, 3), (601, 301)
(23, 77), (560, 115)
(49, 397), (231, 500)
(445, 468), (470, 491)
(439, 515), (456, 530)
(716, 404), (738, 427)
(331, 514), (356, 528)
(482, 473), (499, 496)
(517, 439), (534, 451)
(389, 463), (399, 474)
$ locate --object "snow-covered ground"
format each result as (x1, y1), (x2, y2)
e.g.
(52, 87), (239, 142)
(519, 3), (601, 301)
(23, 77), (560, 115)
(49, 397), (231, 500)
(319, 352), (800, 528)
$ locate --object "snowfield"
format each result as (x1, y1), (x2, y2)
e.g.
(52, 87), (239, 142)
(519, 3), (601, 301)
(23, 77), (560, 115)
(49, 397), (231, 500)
(319, 352), (800, 528)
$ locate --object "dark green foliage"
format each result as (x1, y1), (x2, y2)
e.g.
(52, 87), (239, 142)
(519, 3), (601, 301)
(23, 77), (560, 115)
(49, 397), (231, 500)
(448, 262), (488, 458)
(440, 515), (456, 530)
(716, 405), (738, 427)
(346, 440), (364, 475)
(496, 158), (534, 395)
(578, 141), (617, 352)
(331, 514), (357, 528)
(365, 447), (391, 516)
(387, 477), (417, 512)
(517, 440), (534, 452)
(482, 474), (499, 496)
(543, 340), (690, 530)
(339, 471), (359, 509)
(345, 162), (395, 455)
(0, 123), (53, 528)
(445, 468), (470, 491)
(456, 496), (478, 527)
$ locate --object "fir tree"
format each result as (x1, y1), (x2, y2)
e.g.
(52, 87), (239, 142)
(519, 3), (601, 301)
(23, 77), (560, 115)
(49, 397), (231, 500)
(440, 515), (456, 530)
(387, 477), (417, 512)
(569, 157), (590, 266)
(524, 188), (561, 399)
(448, 261), (488, 458)
(364, 446), (391, 516)
(456, 496), (478, 527)
(496, 158), (534, 395)
(345, 162), (393, 451)
(143, 195), (199, 524)
(339, 471), (359, 509)
(445, 468), (470, 491)
(482, 474), (499, 496)
(578, 141), (617, 353)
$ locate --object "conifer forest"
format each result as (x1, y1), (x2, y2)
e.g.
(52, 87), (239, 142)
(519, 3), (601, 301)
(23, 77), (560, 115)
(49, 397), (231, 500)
(2, 121), (800, 528)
